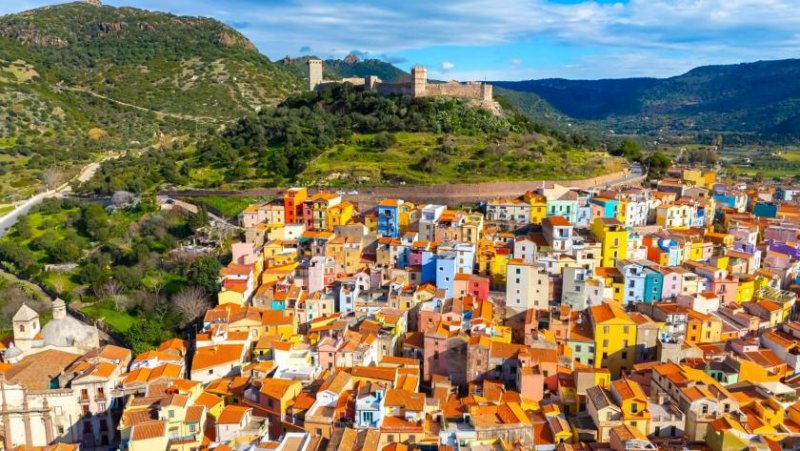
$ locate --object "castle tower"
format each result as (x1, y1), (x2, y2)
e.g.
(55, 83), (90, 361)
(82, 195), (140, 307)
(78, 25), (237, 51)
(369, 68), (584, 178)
(308, 59), (323, 92)
(411, 66), (427, 98)
(12, 304), (40, 352)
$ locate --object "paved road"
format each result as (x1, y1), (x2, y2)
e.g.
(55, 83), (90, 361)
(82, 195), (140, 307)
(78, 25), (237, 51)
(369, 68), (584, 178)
(0, 161), (103, 238)
(163, 164), (647, 211)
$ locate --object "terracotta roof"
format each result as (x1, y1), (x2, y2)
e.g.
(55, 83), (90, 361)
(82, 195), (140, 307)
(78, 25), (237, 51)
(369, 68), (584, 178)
(217, 405), (251, 424)
(5, 349), (79, 390)
(191, 344), (244, 370)
(185, 405), (205, 423)
(384, 389), (425, 411)
(131, 420), (166, 441)
(260, 378), (300, 400)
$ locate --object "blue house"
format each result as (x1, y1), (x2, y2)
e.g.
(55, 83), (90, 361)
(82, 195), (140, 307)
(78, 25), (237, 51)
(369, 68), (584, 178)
(377, 199), (404, 237)
(337, 280), (359, 313)
(753, 201), (778, 219)
(590, 197), (620, 219)
(713, 194), (737, 210)
(436, 255), (457, 299)
(617, 260), (663, 305)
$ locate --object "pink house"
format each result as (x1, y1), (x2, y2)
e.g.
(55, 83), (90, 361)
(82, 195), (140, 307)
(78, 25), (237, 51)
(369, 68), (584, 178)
(519, 366), (545, 401)
(711, 275), (739, 305)
(231, 242), (259, 265)
(453, 274), (490, 300)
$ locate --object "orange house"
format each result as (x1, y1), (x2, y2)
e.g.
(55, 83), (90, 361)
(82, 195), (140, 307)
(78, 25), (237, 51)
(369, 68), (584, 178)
(283, 187), (308, 224)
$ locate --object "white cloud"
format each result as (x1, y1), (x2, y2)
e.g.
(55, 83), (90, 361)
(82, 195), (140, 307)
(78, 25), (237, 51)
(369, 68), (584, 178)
(4, 0), (800, 78)
(440, 61), (455, 72)
(510, 58), (523, 66)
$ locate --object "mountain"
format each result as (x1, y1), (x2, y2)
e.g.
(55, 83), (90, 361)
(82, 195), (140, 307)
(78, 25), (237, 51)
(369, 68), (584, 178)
(494, 59), (800, 142)
(0, 1), (302, 147)
(279, 54), (411, 84)
(0, 1), (305, 202)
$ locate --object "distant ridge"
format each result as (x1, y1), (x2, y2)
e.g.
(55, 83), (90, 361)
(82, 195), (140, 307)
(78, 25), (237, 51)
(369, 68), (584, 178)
(494, 58), (800, 141)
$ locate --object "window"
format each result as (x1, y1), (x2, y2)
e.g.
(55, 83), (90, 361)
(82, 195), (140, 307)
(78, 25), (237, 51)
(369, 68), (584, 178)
(621, 352), (627, 359)
(603, 326), (609, 334)
(623, 326), (629, 334)
(575, 345), (582, 353)
(603, 339), (609, 347)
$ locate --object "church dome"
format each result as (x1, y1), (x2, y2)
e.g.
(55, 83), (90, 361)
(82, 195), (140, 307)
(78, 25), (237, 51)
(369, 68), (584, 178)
(40, 315), (97, 348)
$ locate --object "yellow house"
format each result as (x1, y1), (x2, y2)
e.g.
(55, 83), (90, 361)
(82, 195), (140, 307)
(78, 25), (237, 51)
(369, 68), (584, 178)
(490, 248), (511, 287)
(589, 302), (637, 377)
(610, 378), (651, 438)
(524, 192), (548, 224)
(398, 202), (417, 235)
(195, 391), (225, 419)
(218, 289), (246, 306)
(736, 276), (756, 304)
(685, 309), (722, 344)
(129, 420), (168, 451)
(590, 218), (628, 268)
(326, 201), (355, 229)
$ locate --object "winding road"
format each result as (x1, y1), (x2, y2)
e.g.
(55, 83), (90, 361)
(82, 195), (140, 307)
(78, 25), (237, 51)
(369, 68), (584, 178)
(0, 161), (103, 238)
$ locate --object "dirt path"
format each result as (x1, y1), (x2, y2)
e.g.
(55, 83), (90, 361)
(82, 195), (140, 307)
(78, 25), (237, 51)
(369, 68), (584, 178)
(67, 86), (232, 124)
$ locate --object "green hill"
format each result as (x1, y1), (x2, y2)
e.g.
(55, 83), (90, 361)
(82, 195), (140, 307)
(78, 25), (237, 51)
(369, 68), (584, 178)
(78, 83), (620, 194)
(0, 1), (303, 200)
(494, 59), (800, 143)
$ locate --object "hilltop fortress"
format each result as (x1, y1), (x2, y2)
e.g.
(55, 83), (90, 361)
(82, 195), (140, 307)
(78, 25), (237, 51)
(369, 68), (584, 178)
(307, 59), (496, 108)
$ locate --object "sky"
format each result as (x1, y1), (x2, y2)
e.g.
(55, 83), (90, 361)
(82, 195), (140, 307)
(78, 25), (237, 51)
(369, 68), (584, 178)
(2, 0), (800, 80)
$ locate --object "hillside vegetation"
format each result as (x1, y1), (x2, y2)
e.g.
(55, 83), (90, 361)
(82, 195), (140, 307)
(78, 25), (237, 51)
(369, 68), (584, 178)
(79, 83), (617, 194)
(280, 54), (411, 84)
(495, 59), (800, 144)
(0, 2), (302, 200)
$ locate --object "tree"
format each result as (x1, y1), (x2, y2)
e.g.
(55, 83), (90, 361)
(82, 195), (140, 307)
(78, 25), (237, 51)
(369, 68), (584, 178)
(173, 286), (211, 326)
(124, 319), (172, 355)
(186, 256), (221, 296)
(40, 166), (65, 190)
(611, 139), (643, 161)
(753, 172), (765, 183)
(188, 207), (209, 232)
(646, 152), (672, 179)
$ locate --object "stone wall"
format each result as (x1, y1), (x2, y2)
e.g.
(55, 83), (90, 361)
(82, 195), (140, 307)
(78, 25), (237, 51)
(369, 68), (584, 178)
(424, 82), (487, 101)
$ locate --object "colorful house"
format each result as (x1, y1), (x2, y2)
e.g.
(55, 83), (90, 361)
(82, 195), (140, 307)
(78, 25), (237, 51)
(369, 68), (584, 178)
(589, 302), (637, 377)
(590, 218), (628, 268)
(378, 199), (404, 238)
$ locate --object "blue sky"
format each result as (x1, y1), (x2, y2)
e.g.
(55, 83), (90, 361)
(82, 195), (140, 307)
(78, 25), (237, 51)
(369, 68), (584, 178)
(3, 0), (800, 80)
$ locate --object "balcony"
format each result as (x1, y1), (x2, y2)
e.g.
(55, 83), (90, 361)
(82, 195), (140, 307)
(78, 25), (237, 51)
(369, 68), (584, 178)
(169, 434), (198, 444)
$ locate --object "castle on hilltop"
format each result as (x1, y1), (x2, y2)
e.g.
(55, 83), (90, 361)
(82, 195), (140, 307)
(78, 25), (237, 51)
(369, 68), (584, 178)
(307, 59), (494, 104)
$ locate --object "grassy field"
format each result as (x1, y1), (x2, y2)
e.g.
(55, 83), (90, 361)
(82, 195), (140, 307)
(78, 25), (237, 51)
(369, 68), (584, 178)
(299, 132), (625, 186)
(191, 195), (268, 219)
(82, 300), (137, 332)
(723, 147), (800, 179)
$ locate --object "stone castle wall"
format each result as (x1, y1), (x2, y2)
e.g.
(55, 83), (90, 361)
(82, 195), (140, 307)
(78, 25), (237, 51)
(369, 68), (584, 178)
(423, 82), (490, 102)
(308, 59), (492, 102)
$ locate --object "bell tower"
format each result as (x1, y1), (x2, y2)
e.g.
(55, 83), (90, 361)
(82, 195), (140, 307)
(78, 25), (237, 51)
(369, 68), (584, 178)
(12, 304), (40, 352)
